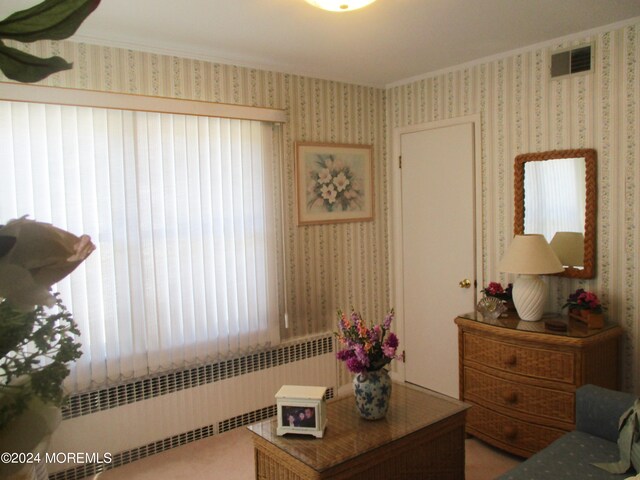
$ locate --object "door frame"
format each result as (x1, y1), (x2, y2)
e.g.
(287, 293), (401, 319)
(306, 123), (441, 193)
(390, 114), (484, 382)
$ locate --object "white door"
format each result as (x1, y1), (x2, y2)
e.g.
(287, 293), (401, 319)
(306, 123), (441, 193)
(400, 122), (476, 398)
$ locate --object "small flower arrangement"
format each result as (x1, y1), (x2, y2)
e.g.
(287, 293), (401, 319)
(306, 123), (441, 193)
(482, 282), (513, 301)
(335, 309), (402, 374)
(562, 288), (604, 313)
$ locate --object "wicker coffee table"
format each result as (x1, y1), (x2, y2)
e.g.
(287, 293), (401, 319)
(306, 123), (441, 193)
(248, 382), (469, 480)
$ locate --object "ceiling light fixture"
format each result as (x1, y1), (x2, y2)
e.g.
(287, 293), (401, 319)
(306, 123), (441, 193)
(304, 0), (377, 12)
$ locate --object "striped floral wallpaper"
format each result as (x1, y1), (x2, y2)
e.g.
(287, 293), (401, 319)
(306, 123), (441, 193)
(2, 18), (638, 391)
(389, 20), (639, 391)
(0, 39), (391, 344)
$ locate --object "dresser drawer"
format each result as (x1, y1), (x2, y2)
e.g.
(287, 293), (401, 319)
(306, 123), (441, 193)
(463, 333), (575, 383)
(464, 367), (575, 424)
(467, 402), (565, 456)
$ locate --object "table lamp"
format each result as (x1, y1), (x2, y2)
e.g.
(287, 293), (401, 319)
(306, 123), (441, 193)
(550, 231), (584, 268)
(499, 234), (564, 321)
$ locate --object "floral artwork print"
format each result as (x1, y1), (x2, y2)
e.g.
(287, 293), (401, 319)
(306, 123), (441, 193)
(306, 154), (364, 213)
(295, 143), (373, 225)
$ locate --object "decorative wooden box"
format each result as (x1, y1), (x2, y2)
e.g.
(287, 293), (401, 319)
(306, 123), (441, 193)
(569, 309), (604, 329)
(275, 385), (327, 438)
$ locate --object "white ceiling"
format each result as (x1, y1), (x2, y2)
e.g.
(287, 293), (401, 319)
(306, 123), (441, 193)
(3, 0), (640, 87)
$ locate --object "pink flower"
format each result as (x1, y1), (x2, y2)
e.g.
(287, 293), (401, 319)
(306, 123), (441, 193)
(382, 346), (395, 358)
(486, 282), (504, 295)
(563, 288), (604, 313)
(579, 291), (601, 309)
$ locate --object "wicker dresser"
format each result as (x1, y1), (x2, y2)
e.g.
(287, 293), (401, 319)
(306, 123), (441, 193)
(455, 312), (622, 458)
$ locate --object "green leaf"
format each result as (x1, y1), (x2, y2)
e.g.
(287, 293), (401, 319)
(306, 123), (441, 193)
(0, 40), (72, 82)
(0, 0), (101, 43)
(0, 296), (82, 431)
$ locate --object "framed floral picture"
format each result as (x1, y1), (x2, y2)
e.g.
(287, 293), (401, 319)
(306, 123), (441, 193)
(295, 142), (374, 225)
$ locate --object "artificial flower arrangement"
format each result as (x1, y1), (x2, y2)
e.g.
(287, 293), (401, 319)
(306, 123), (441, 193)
(335, 308), (403, 374)
(482, 282), (513, 301)
(0, 216), (95, 478)
(562, 288), (604, 313)
(562, 288), (605, 329)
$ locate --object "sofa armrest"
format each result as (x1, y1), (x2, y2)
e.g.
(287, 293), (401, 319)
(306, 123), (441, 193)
(576, 384), (635, 442)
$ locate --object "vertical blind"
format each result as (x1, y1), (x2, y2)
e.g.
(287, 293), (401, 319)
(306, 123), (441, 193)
(524, 157), (586, 241)
(0, 100), (281, 392)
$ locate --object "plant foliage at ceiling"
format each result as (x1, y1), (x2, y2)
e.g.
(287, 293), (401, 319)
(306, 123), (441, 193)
(0, 0), (101, 83)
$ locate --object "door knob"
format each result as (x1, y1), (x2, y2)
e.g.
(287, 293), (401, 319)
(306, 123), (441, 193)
(459, 279), (471, 289)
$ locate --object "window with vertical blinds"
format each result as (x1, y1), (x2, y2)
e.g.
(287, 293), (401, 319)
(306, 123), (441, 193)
(0, 100), (282, 392)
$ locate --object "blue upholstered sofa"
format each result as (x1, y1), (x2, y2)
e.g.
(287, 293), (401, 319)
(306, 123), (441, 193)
(499, 384), (636, 480)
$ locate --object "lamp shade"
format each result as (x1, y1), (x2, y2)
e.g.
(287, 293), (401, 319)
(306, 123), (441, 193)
(550, 231), (584, 267)
(304, 0), (376, 11)
(499, 234), (564, 275)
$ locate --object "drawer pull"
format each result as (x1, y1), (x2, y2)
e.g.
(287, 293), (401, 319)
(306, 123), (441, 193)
(502, 391), (518, 404)
(503, 425), (518, 440)
(504, 354), (517, 366)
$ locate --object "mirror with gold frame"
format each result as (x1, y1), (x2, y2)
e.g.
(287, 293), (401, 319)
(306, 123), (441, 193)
(514, 149), (596, 279)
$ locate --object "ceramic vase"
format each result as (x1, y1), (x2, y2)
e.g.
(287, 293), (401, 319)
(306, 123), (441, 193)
(353, 368), (391, 420)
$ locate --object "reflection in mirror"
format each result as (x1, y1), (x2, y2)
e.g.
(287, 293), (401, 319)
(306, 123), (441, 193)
(523, 158), (586, 245)
(514, 149), (596, 279)
(550, 231), (584, 268)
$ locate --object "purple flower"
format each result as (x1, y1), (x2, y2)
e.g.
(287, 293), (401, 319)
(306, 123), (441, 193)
(346, 356), (367, 373)
(382, 333), (399, 358)
(385, 332), (399, 349)
(353, 344), (370, 368)
(383, 311), (394, 330)
(336, 349), (354, 361)
(369, 325), (382, 343)
(568, 288), (586, 302)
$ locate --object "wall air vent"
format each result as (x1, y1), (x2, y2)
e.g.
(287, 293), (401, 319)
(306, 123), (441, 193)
(550, 44), (593, 78)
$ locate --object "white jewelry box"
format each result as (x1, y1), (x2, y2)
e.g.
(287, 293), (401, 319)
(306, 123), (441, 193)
(275, 385), (327, 438)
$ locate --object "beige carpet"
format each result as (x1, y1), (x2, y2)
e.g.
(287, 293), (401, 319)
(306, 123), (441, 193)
(89, 427), (521, 480)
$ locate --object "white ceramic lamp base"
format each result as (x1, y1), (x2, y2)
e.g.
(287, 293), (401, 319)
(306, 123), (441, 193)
(512, 274), (547, 321)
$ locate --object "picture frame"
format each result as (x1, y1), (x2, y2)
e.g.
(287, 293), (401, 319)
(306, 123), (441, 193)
(295, 142), (374, 226)
(275, 385), (327, 438)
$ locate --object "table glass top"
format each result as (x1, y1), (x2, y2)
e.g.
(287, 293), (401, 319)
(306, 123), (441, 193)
(458, 311), (619, 338)
(247, 382), (468, 473)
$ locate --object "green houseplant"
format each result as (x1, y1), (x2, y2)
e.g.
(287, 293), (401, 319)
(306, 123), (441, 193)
(0, 216), (95, 479)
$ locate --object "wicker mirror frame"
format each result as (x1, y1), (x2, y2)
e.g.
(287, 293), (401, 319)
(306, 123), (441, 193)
(514, 149), (597, 279)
